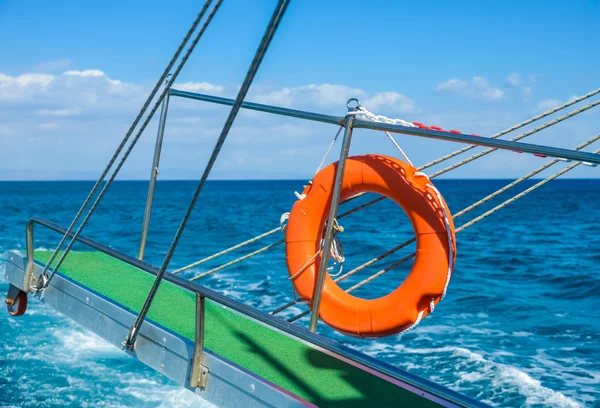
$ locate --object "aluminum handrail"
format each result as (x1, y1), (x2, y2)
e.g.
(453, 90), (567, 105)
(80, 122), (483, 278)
(352, 119), (600, 164)
(24, 216), (485, 408)
(170, 89), (600, 165)
(170, 89), (345, 126)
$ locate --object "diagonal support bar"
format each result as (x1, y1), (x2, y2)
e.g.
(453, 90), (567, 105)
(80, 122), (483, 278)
(308, 114), (355, 333)
(138, 83), (172, 260)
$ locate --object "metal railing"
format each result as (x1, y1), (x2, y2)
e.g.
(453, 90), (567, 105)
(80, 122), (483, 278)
(25, 216), (206, 389)
(169, 89), (600, 164)
(138, 87), (600, 333)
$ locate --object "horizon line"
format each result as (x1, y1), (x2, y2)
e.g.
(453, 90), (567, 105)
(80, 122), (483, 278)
(0, 178), (599, 182)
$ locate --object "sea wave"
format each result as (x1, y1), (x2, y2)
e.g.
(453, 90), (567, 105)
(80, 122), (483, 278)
(358, 342), (583, 408)
(2, 179), (600, 406)
(1, 323), (210, 407)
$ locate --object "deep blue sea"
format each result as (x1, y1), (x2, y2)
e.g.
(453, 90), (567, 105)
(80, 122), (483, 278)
(1, 179), (599, 407)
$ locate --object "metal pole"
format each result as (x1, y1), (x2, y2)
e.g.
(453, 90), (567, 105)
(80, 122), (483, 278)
(24, 221), (35, 292)
(170, 89), (345, 126)
(308, 111), (355, 333)
(138, 86), (171, 260)
(189, 292), (208, 389)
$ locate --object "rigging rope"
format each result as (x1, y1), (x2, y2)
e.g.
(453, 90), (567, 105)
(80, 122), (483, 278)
(314, 126), (344, 177)
(338, 97), (600, 214)
(40, 0), (223, 289)
(171, 226), (282, 275)
(429, 99), (600, 178)
(455, 147), (600, 233)
(189, 240), (285, 281)
(418, 88), (600, 171)
(124, 0), (290, 348)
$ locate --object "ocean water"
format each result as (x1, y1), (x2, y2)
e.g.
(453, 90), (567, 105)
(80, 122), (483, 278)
(1, 179), (599, 407)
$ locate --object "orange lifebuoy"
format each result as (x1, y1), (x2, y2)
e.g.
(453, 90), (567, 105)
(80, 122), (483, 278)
(285, 154), (456, 338)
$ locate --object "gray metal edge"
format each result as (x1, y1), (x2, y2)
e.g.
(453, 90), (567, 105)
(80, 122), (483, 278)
(3, 251), (313, 408)
(352, 119), (600, 164)
(21, 217), (488, 407)
(170, 89), (345, 126)
(169, 88), (600, 165)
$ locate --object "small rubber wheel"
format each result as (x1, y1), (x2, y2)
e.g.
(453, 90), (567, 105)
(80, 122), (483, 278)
(6, 290), (27, 317)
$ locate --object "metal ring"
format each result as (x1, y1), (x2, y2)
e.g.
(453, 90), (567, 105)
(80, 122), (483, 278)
(35, 273), (48, 292)
(346, 98), (361, 111)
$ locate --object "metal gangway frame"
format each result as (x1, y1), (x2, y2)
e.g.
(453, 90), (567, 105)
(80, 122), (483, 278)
(4, 217), (486, 407)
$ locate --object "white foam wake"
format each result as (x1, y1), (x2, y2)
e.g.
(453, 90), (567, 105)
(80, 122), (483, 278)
(10, 326), (214, 407)
(359, 343), (582, 408)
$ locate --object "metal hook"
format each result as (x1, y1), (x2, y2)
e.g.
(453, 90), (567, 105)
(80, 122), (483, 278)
(346, 98), (361, 112)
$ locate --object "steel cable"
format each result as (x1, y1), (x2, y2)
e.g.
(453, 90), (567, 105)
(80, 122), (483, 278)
(42, 0), (223, 288)
(124, 0), (290, 348)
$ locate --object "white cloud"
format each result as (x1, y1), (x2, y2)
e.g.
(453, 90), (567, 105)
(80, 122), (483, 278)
(39, 122), (60, 131)
(506, 73), (521, 86)
(537, 99), (560, 111)
(472, 76), (504, 100)
(1, 66), (597, 180)
(362, 91), (416, 113)
(0, 68), (424, 179)
(521, 86), (533, 101)
(251, 83), (416, 113)
(177, 81), (224, 94)
(0, 69), (144, 108)
(435, 79), (468, 92)
(63, 69), (105, 77)
(0, 72), (54, 90)
(252, 83), (365, 108)
(37, 108), (82, 117)
(435, 76), (504, 101)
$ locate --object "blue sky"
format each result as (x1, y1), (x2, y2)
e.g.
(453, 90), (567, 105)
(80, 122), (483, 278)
(0, 0), (598, 180)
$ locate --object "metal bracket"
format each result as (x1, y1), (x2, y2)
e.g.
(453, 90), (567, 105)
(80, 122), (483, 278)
(193, 364), (209, 390)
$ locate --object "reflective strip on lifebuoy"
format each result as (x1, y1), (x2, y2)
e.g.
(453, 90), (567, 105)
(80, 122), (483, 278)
(285, 154), (456, 338)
